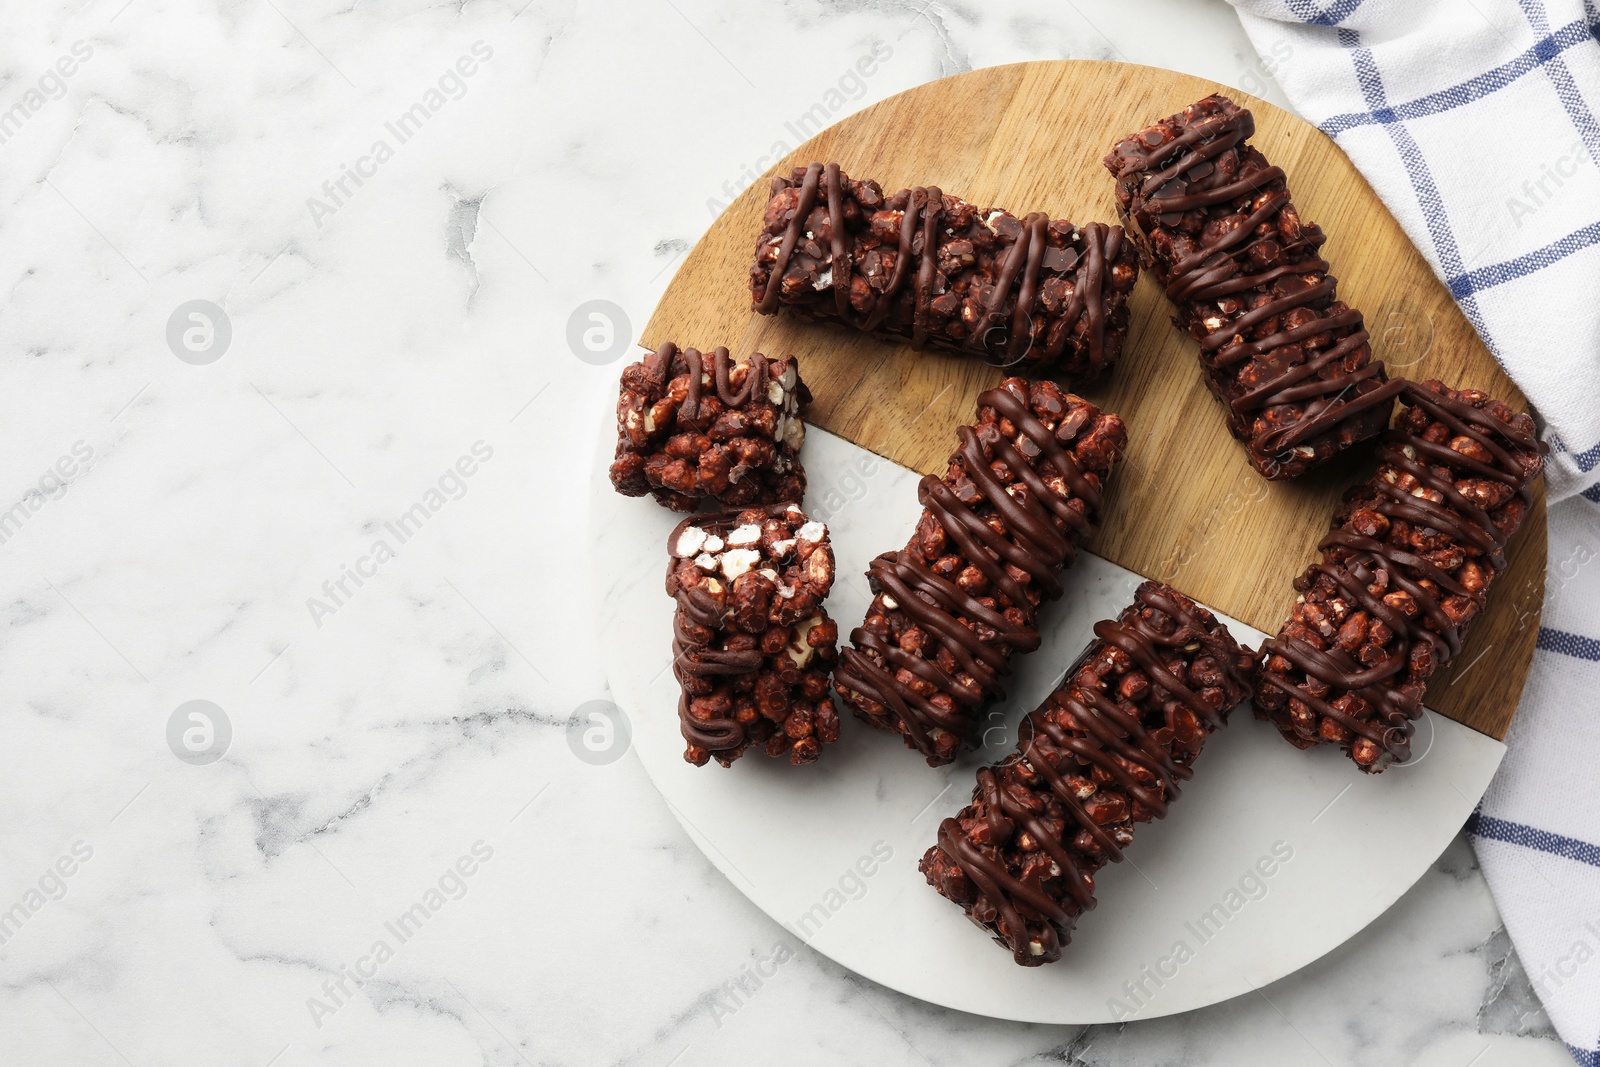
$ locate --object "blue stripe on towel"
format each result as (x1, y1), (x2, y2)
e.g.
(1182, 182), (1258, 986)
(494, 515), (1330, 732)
(1468, 812), (1600, 869)
(1538, 628), (1600, 662)
(1319, 22), (1596, 134)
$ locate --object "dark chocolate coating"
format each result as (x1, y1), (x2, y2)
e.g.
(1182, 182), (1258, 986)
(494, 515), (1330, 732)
(833, 378), (1125, 765)
(666, 503), (839, 767)
(921, 582), (1258, 965)
(1105, 94), (1402, 479)
(610, 342), (809, 512)
(1255, 379), (1546, 769)
(751, 162), (1139, 378)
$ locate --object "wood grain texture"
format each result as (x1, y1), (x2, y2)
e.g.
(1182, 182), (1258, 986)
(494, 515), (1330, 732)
(641, 60), (1545, 741)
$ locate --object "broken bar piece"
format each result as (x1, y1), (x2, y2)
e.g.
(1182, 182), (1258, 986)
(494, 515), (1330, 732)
(611, 343), (809, 512)
(666, 504), (840, 767)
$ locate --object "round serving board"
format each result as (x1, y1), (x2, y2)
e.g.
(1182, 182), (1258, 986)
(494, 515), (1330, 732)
(598, 60), (1550, 1022)
(589, 428), (1509, 1022)
(642, 59), (1545, 741)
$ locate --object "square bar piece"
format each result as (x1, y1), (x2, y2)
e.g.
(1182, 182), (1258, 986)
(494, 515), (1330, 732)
(612, 342), (808, 512)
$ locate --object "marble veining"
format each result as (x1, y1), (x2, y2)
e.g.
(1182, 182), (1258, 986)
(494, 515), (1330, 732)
(0, 0), (1569, 1063)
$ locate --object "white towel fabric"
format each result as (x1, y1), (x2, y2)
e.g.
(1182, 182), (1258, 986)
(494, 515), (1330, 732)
(1225, 1), (1600, 1060)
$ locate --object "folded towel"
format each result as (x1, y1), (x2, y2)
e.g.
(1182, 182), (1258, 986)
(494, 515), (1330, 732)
(1225, 2), (1600, 1060)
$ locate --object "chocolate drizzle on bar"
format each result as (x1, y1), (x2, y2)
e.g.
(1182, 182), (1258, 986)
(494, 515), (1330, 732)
(665, 503), (840, 766)
(643, 341), (767, 417)
(923, 582), (1257, 965)
(753, 162), (1134, 375)
(834, 381), (1124, 765)
(1106, 95), (1400, 478)
(611, 342), (810, 513)
(1257, 380), (1545, 768)
(671, 581), (763, 753)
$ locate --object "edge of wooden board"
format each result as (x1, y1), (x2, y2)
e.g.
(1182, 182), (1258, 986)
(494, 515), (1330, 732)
(642, 60), (1546, 741)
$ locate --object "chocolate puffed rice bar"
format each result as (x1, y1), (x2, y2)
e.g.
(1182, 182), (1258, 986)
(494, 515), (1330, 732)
(1105, 94), (1403, 479)
(752, 162), (1139, 379)
(666, 504), (840, 767)
(612, 342), (809, 512)
(921, 582), (1258, 964)
(1255, 380), (1546, 771)
(833, 378), (1126, 766)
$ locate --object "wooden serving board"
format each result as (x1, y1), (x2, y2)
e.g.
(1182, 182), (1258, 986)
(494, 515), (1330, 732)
(643, 60), (1545, 741)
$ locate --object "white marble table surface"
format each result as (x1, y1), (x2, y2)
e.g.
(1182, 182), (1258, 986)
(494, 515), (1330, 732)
(0, 0), (1571, 1063)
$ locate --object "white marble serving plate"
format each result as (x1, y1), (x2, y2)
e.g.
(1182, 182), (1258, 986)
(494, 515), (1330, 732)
(589, 422), (1504, 1023)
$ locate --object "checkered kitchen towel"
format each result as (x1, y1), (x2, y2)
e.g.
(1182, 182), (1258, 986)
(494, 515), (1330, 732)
(1226, 0), (1600, 1059)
